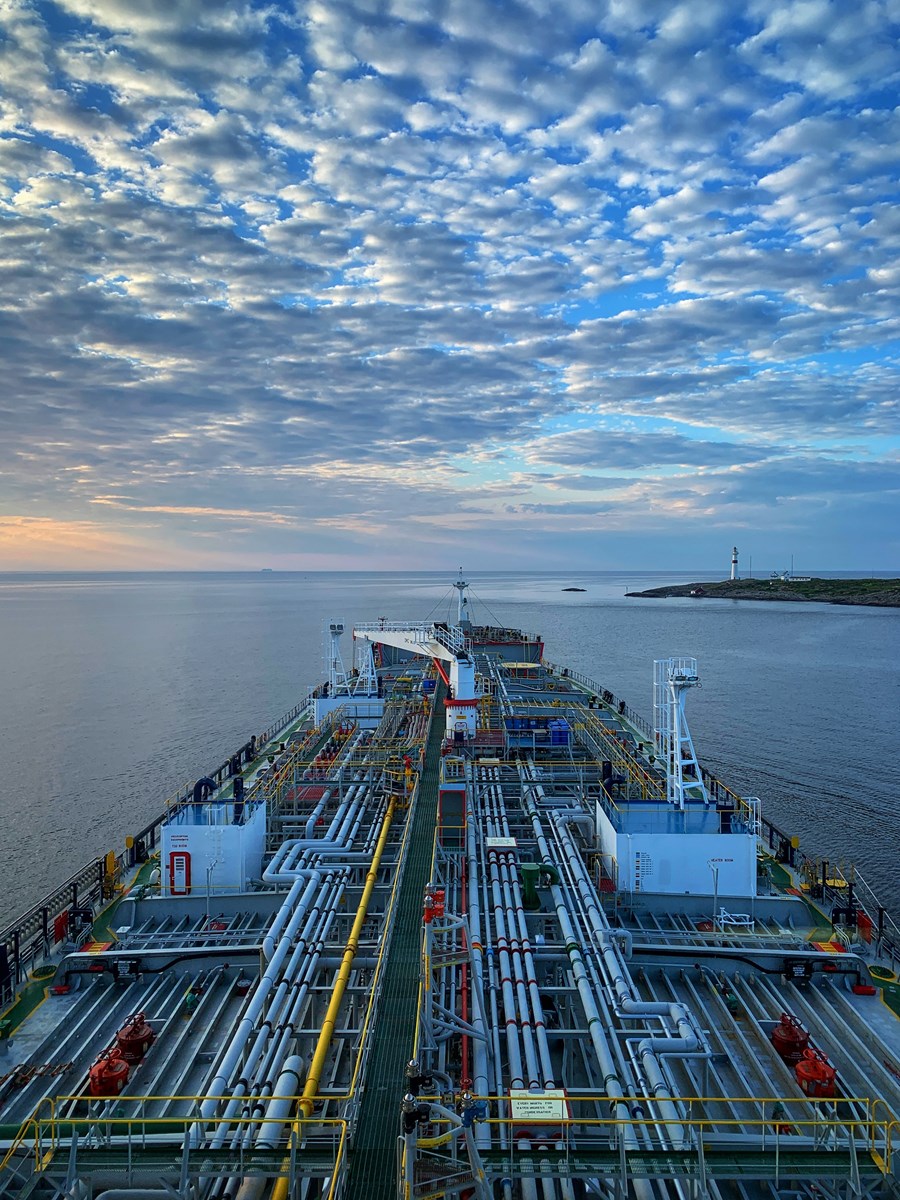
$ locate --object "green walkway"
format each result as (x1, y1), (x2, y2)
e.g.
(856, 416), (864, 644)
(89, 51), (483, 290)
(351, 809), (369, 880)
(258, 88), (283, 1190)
(345, 686), (447, 1200)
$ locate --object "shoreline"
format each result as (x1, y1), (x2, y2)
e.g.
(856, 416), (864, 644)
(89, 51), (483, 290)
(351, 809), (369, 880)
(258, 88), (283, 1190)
(626, 576), (900, 607)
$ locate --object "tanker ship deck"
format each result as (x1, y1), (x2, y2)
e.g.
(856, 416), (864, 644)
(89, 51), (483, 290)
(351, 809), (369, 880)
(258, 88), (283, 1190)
(1, 576), (899, 1200)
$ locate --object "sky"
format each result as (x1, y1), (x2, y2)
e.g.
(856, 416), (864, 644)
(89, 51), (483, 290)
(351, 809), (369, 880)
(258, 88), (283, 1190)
(1, 0), (899, 574)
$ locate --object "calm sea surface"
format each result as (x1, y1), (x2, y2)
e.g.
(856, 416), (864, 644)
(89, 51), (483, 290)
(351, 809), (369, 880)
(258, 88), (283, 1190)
(0, 571), (897, 926)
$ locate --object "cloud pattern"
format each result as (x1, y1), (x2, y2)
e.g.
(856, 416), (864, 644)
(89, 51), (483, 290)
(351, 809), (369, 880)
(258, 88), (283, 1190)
(1, 0), (898, 569)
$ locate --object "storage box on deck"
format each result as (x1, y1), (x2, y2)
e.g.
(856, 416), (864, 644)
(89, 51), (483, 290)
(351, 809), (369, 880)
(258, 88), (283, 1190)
(549, 719), (570, 746)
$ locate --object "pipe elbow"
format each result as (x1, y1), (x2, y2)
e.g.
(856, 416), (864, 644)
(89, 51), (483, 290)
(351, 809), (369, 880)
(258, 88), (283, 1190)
(539, 861), (561, 885)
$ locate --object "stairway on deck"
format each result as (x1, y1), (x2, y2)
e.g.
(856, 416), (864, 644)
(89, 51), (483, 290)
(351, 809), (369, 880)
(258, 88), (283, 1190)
(344, 683), (446, 1200)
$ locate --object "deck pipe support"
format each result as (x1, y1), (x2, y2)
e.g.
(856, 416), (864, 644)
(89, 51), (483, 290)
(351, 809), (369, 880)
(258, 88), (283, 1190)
(423, 912), (489, 1050)
(516, 765), (645, 1134)
(214, 878), (347, 1150)
(264, 798), (399, 1200)
(551, 810), (704, 1050)
(518, 773), (669, 1195)
(198, 776), (376, 1139)
(484, 810), (538, 1089)
(465, 792), (494, 1109)
(196, 869), (345, 1146)
(430, 1004), (484, 1041)
(546, 804), (700, 1148)
(483, 770), (556, 1089)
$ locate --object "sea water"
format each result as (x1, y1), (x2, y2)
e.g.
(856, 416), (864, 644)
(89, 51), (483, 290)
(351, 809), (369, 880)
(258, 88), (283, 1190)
(0, 571), (897, 927)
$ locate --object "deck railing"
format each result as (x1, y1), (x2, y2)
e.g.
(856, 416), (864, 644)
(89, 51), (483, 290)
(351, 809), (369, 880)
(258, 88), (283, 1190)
(0, 695), (315, 1004)
(0, 1097), (348, 1197)
(543, 660), (900, 963)
(3, 676), (899, 1007)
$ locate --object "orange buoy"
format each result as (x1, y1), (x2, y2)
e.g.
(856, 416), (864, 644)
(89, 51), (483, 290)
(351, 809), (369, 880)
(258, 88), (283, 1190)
(89, 1048), (130, 1096)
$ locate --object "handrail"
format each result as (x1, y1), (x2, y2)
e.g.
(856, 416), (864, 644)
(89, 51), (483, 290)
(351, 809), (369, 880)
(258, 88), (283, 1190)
(394, 1090), (892, 1180)
(340, 793), (423, 1105)
(0, 695), (317, 1003)
(544, 662), (654, 738)
(546, 658), (900, 948)
(4, 1090), (892, 1181)
(2, 1099), (349, 1188)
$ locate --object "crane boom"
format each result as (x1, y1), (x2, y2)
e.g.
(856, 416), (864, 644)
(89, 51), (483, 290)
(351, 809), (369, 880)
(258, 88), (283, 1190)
(353, 620), (479, 742)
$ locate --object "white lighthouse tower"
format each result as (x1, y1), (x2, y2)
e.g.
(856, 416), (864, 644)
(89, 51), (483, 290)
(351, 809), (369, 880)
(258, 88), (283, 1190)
(730, 546), (739, 580)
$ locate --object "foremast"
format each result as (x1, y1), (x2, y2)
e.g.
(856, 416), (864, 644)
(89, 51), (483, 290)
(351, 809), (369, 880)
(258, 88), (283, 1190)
(653, 657), (710, 809)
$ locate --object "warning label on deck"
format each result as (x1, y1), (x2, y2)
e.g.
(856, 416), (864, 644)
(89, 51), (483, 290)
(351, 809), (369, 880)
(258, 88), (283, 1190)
(509, 1089), (568, 1120)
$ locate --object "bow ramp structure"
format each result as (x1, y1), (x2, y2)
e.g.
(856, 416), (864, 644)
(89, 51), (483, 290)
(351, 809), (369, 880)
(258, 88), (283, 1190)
(2, 576), (900, 1200)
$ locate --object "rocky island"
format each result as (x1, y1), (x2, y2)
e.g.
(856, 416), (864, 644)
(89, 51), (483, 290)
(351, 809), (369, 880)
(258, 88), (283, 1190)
(626, 577), (900, 607)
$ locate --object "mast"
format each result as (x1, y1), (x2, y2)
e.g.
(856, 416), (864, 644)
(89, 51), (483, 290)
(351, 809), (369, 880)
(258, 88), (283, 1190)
(453, 568), (471, 629)
(328, 622), (351, 695)
(653, 657), (709, 809)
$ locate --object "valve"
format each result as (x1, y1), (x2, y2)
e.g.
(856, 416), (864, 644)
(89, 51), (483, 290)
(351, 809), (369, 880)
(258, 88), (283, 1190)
(405, 1058), (433, 1096)
(401, 1091), (431, 1134)
(458, 1090), (487, 1127)
(401, 1092), (418, 1134)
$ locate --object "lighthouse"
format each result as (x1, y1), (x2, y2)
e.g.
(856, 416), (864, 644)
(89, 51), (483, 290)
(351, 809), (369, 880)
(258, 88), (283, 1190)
(730, 546), (739, 580)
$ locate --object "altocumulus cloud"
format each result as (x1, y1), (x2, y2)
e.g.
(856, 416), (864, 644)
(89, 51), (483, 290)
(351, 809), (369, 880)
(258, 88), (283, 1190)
(0, 0), (898, 570)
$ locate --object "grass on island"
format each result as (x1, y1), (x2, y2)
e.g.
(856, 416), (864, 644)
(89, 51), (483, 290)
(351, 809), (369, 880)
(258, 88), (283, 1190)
(628, 577), (900, 606)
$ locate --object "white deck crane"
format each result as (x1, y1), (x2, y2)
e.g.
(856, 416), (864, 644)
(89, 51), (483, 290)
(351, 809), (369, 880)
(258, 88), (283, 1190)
(353, 619), (479, 741)
(355, 573), (481, 742)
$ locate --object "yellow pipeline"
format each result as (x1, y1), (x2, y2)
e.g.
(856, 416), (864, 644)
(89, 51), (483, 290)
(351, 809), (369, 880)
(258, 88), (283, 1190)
(271, 797), (397, 1200)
